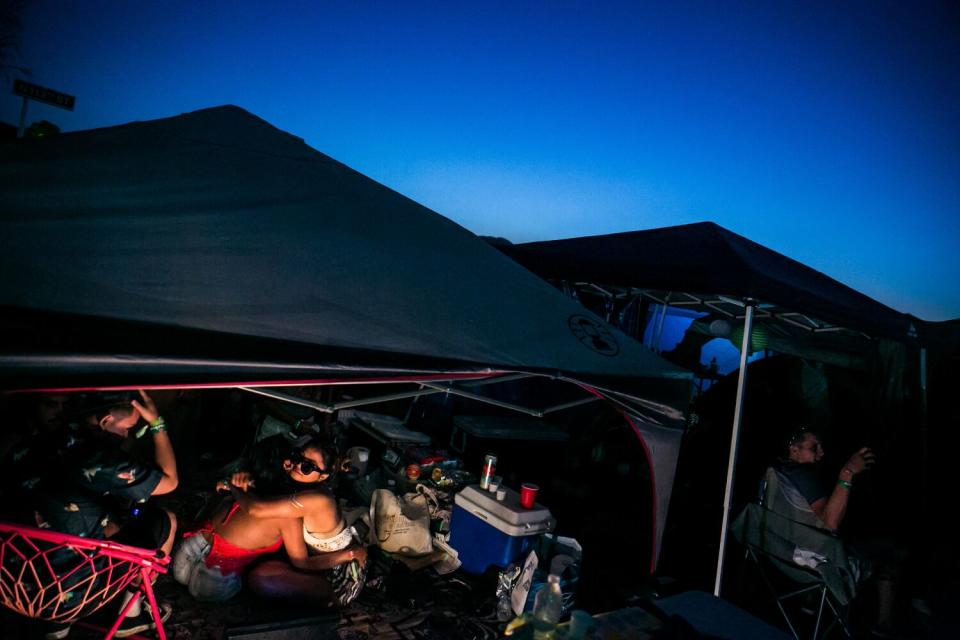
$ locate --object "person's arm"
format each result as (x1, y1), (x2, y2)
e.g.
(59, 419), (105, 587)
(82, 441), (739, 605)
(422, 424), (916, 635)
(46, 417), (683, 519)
(290, 541), (367, 572)
(279, 517), (311, 564)
(276, 517), (365, 571)
(132, 390), (178, 495)
(230, 471), (256, 492)
(811, 446), (875, 530)
(231, 488), (335, 521)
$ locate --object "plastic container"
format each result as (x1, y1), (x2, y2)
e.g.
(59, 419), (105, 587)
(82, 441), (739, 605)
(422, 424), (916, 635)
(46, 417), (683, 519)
(448, 484), (554, 574)
(523, 536), (582, 618)
(532, 574), (563, 638)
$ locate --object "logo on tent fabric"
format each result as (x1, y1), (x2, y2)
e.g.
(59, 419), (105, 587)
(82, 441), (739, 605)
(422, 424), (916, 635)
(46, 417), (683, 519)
(568, 315), (620, 356)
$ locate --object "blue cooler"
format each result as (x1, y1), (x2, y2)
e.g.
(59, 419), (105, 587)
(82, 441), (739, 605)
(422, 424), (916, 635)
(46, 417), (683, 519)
(448, 484), (554, 574)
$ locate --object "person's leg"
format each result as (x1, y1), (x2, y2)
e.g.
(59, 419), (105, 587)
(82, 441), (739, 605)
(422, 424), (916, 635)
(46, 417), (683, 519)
(247, 560), (338, 606)
(850, 536), (901, 635)
(876, 577), (896, 633)
(110, 506), (176, 555)
(172, 534), (211, 586)
(186, 560), (243, 602)
(110, 507), (176, 630)
(160, 510), (177, 555)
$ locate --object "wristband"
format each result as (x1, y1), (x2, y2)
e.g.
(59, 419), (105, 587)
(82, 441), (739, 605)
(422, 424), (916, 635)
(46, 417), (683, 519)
(149, 417), (167, 433)
(837, 478), (853, 490)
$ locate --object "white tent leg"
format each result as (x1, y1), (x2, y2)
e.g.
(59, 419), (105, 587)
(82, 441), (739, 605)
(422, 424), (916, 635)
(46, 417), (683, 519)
(714, 302), (755, 596)
(652, 294), (672, 353)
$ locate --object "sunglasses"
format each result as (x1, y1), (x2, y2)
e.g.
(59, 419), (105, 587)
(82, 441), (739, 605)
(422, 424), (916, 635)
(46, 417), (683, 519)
(293, 455), (328, 476)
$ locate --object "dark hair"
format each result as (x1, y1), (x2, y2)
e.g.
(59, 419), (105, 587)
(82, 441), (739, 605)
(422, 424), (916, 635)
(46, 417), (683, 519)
(246, 434), (341, 495)
(783, 427), (819, 454)
(77, 392), (136, 423)
(295, 436), (341, 489)
(246, 434), (298, 495)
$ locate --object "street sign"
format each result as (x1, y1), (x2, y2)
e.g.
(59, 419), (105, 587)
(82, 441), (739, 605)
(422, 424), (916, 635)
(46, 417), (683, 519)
(13, 79), (75, 111)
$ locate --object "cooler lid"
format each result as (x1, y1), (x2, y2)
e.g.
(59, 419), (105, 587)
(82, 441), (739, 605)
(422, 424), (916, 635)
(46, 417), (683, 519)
(455, 484), (553, 528)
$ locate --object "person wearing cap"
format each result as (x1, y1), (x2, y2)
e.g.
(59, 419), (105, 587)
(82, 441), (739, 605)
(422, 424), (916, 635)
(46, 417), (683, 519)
(32, 390), (178, 639)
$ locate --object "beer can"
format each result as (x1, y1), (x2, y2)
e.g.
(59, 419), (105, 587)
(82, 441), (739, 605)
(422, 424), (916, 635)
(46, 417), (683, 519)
(480, 454), (497, 489)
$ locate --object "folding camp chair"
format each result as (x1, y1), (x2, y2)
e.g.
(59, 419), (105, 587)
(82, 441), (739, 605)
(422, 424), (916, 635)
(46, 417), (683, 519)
(731, 469), (860, 640)
(0, 521), (170, 640)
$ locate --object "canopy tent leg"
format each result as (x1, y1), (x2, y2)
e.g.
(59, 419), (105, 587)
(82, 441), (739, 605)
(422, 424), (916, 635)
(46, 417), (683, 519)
(652, 293), (672, 353)
(919, 347), (928, 515)
(713, 301), (755, 596)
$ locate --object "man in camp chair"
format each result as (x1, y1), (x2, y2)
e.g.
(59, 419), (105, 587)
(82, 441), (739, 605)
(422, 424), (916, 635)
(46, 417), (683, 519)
(735, 429), (899, 638)
(773, 430), (875, 532)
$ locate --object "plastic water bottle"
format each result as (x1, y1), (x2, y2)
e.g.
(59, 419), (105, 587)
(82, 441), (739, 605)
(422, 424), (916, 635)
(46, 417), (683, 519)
(532, 574), (563, 639)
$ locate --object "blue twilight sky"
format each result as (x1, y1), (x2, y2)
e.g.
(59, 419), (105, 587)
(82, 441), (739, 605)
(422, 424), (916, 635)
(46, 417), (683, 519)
(3, 1), (958, 320)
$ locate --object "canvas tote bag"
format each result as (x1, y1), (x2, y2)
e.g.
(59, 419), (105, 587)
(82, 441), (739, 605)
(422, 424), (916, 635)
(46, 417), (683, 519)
(370, 485), (436, 556)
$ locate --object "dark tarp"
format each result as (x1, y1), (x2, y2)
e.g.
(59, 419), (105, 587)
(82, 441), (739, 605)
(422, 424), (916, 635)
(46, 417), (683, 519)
(495, 222), (919, 342)
(0, 105), (689, 405)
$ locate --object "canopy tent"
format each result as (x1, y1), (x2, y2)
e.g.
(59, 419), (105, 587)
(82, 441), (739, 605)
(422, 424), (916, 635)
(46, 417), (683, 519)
(493, 222), (926, 594)
(0, 106), (688, 391)
(0, 106), (691, 572)
(495, 221), (919, 343)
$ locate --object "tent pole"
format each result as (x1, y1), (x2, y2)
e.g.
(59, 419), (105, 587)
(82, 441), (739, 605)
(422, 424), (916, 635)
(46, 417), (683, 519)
(713, 301), (755, 596)
(652, 293), (672, 353)
(919, 347), (928, 516)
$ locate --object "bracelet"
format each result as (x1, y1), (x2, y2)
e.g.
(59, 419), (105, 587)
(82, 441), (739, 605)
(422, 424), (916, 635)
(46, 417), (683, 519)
(149, 417), (167, 433)
(837, 478), (853, 490)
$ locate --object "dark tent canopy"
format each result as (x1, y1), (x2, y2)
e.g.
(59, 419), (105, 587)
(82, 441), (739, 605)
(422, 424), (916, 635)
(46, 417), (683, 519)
(496, 222), (918, 342)
(0, 106), (689, 416)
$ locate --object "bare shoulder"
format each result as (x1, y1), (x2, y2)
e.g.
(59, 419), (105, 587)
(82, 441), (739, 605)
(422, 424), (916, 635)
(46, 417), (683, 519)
(292, 489), (337, 510)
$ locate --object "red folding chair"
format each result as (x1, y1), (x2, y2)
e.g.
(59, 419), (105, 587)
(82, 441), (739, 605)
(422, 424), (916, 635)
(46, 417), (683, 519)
(0, 521), (170, 640)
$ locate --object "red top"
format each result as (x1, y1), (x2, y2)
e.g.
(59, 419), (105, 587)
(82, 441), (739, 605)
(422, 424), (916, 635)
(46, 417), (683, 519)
(189, 503), (284, 576)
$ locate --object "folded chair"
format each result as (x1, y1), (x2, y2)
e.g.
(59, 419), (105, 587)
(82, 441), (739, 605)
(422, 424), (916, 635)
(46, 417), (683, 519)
(0, 521), (170, 640)
(731, 469), (861, 640)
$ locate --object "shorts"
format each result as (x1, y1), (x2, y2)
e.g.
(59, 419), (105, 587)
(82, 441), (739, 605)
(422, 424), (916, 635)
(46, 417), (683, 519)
(172, 534), (242, 602)
(111, 505), (173, 551)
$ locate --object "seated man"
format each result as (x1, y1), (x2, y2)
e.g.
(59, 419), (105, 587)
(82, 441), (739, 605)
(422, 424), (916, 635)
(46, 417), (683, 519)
(771, 428), (904, 636)
(774, 429), (874, 532)
(32, 391), (179, 639)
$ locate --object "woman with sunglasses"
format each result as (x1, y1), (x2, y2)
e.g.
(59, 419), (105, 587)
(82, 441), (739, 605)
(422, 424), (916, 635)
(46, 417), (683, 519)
(173, 435), (367, 606)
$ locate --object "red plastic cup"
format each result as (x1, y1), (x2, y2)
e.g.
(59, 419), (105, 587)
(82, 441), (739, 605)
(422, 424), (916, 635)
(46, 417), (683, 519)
(520, 483), (539, 509)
